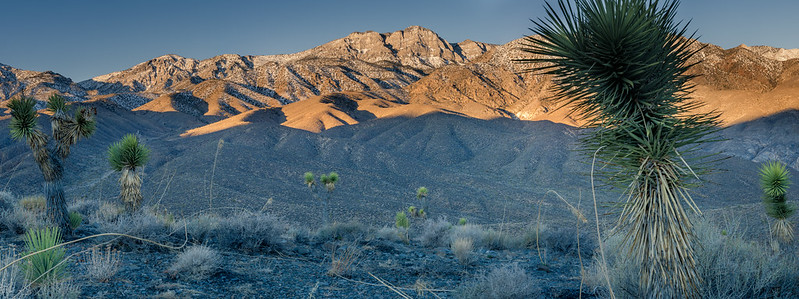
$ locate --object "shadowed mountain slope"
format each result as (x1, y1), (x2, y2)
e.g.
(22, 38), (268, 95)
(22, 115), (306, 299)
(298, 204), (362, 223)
(2, 102), (796, 227)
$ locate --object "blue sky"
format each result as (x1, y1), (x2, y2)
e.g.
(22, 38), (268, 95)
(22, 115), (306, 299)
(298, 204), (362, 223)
(2, 0), (797, 81)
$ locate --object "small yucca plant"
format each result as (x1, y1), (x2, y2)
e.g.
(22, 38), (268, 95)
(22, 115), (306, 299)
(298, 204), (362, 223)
(8, 95), (96, 231)
(304, 171), (339, 225)
(21, 227), (67, 285)
(416, 186), (429, 215)
(760, 161), (794, 243)
(395, 211), (410, 242)
(108, 134), (150, 212)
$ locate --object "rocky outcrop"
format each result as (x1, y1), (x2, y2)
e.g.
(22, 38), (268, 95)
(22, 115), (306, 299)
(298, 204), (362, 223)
(0, 64), (87, 106)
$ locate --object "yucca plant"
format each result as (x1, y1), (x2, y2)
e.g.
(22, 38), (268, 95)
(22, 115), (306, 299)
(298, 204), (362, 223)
(760, 161), (794, 243)
(108, 134), (150, 212)
(518, 0), (721, 297)
(416, 186), (428, 215)
(304, 172), (339, 225)
(7, 95), (96, 231)
(21, 227), (67, 285)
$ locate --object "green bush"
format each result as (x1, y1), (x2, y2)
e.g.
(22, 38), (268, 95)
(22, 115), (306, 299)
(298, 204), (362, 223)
(21, 227), (68, 285)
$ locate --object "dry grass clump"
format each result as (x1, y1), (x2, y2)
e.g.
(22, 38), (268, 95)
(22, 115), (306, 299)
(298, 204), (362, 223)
(456, 263), (540, 299)
(451, 237), (474, 265)
(35, 279), (81, 299)
(315, 221), (370, 242)
(92, 202), (124, 223)
(326, 243), (362, 277)
(0, 248), (30, 298)
(585, 218), (799, 298)
(19, 195), (46, 213)
(167, 245), (221, 281)
(449, 224), (488, 248)
(0, 206), (48, 235)
(83, 246), (120, 283)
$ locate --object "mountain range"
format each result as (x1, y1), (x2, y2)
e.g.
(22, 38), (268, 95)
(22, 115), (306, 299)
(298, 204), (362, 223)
(1, 26), (798, 225)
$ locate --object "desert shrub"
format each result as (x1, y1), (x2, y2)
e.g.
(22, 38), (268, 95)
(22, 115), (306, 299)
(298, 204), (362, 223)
(183, 213), (221, 244)
(21, 227), (68, 285)
(83, 246), (120, 283)
(449, 224), (488, 248)
(93, 202), (123, 223)
(0, 192), (14, 211)
(456, 263), (540, 299)
(315, 221), (370, 242)
(0, 206), (47, 235)
(415, 217), (452, 248)
(35, 279), (80, 299)
(540, 226), (596, 257)
(19, 196), (46, 213)
(451, 237), (474, 265)
(585, 218), (799, 298)
(67, 199), (99, 223)
(0, 248), (30, 298)
(213, 211), (285, 251)
(167, 245), (220, 281)
(97, 208), (175, 248)
(458, 218), (467, 226)
(375, 226), (403, 242)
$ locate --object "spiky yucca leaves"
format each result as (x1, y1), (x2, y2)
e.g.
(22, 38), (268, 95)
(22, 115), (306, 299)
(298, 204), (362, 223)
(304, 172), (315, 188)
(320, 172), (339, 192)
(8, 96), (96, 231)
(21, 227), (67, 285)
(518, 0), (721, 297)
(760, 161), (794, 242)
(320, 172), (339, 225)
(416, 186), (429, 214)
(47, 94), (96, 157)
(108, 134), (150, 212)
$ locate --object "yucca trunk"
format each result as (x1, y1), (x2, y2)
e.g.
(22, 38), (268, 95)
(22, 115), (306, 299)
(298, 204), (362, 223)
(119, 168), (143, 212)
(773, 219), (794, 243)
(621, 159), (699, 298)
(25, 133), (70, 231)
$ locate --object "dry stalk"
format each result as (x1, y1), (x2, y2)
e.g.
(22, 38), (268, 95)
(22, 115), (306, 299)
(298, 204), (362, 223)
(591, 146), (616, 299)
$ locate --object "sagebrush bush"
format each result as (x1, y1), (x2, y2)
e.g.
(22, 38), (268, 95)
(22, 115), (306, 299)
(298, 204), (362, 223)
(540, 226), (596, 257)
(184, 213), (221, 244)
(315, 221), (370, 242)
(456, 263), (540, 299)
(415, 217), (452, 248)
(213, 211), (285, 251)
(1, 206), (47, 235)
(0, 192), (14, 211)
(375, 226), (403, 242)
(167, 245), (220, 281)
(97, 208), (175, 248)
